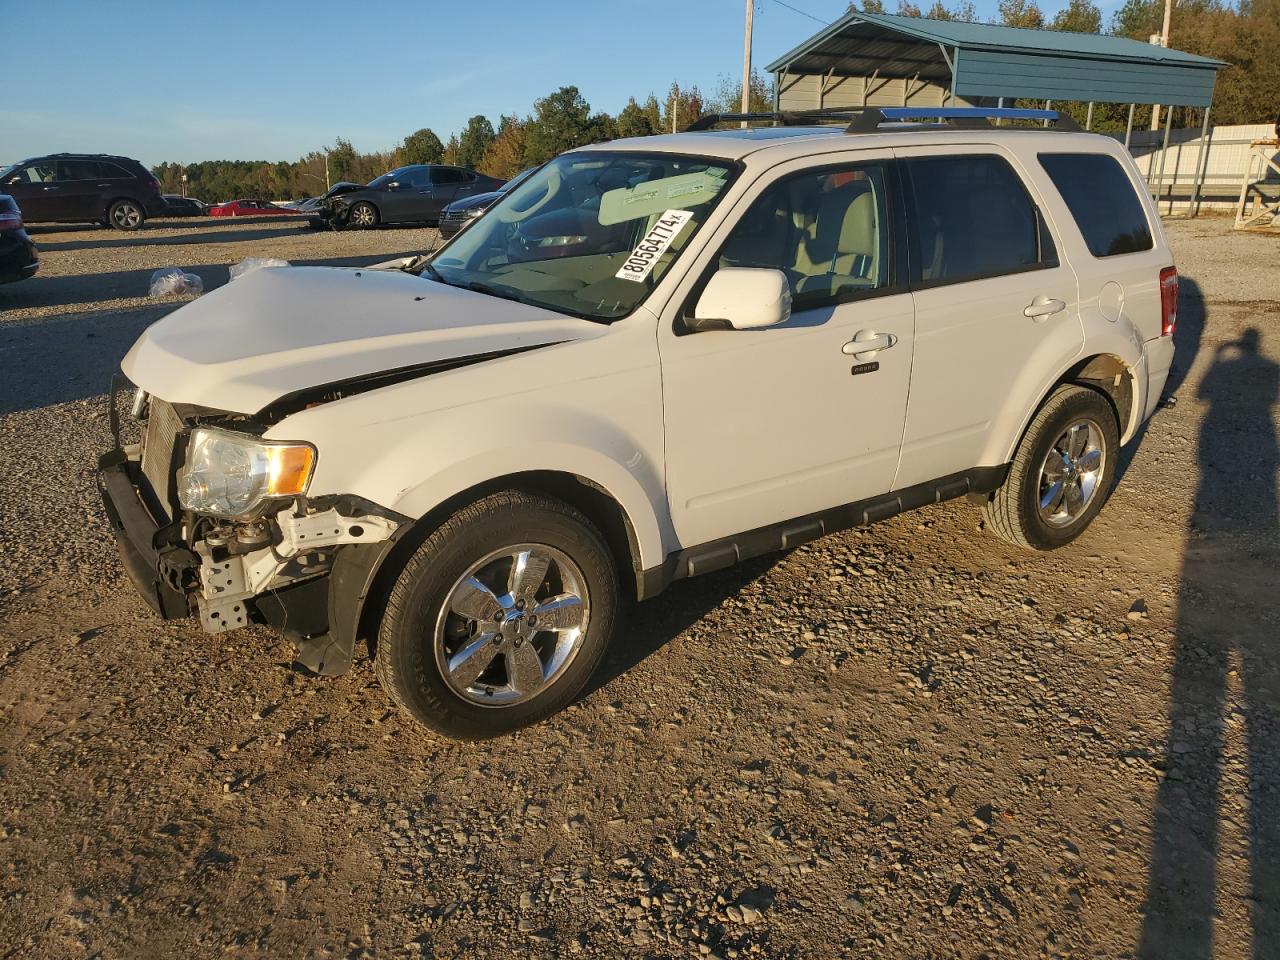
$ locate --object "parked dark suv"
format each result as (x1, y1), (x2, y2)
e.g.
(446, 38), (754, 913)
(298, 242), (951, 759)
(0, 153), (165, 230)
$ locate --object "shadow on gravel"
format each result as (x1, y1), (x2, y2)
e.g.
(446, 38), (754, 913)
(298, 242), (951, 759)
(0, 251), (427, 310)
(31, 225), (308, 252)
(0, 254), (428, 414)
(581, 555), (784, 700)
(0, 305), (165, 414)
(1139, 326), (1280, 959)
(1114, 276), (1206, 490)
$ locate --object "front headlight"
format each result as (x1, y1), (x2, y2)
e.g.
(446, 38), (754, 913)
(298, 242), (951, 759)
(178, 427), (316, 518)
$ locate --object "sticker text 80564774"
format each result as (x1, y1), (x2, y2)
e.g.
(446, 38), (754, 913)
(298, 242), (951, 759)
(615, 209), (694, 283)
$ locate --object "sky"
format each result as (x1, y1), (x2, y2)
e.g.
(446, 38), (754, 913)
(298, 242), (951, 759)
(6, 0), (1118, 168)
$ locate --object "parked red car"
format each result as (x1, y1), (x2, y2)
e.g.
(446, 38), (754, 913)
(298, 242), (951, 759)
(207, 199), (295, 218)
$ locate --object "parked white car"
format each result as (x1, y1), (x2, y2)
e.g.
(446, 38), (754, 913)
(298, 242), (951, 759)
(100, 108), (1178, 738)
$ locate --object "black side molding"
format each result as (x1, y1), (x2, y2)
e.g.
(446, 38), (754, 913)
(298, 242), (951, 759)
(638, 465), (1008, 600)
(257, 341), (566, 421)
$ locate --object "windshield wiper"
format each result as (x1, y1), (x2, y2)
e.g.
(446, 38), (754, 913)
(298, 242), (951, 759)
(419, 259), (443, 282)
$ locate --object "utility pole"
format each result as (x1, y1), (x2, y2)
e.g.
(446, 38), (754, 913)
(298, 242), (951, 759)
(1149, 0), (1173, 130)
(324, 151), (331, 191)
(741, 0), (754, 127)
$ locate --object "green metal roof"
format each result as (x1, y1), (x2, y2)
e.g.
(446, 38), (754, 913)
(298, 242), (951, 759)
(765, 11), (1227, 107)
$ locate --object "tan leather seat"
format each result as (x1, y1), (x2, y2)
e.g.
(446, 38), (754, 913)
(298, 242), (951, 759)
(795, 183), (881, 297)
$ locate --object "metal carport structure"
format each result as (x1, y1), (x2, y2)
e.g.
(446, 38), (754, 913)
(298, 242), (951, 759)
(765, 11), (1228, 211)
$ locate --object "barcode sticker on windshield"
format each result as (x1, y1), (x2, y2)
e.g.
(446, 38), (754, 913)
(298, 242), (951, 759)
(615, 209), (693, 283)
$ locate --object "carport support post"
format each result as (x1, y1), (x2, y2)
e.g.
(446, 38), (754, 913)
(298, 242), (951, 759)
(1151, 109), (1173, 210)
(1085, 102), (1094, 131)
(1124, 104), (1136, 149)
(1187, 105), (1211, 218)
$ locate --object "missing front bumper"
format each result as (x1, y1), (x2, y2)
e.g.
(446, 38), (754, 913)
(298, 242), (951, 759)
(97, 449), (198, 619)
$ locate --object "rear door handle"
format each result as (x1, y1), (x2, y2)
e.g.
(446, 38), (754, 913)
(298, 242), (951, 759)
(1024, 296), (1067, 320)
(842, 330), (898, 360)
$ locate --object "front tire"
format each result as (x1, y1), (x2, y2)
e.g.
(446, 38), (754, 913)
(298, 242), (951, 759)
(982, 384), (1119, 551)
(375, 491), (618, 739)
(108, 199), (145, 230)
(347, 201), (379, 229)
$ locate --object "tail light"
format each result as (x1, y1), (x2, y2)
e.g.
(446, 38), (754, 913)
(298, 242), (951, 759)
(1159, 266), (1178, 337)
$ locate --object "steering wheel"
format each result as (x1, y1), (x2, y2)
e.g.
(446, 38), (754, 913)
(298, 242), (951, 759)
(495, 166), (560, 223)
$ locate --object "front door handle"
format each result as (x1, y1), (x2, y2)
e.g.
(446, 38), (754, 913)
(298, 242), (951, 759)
(1024, 296), (1067, 321)
(842, 330), (898, 361)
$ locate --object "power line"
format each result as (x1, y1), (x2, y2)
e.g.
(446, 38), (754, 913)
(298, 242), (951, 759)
(765, 0), (832, 25)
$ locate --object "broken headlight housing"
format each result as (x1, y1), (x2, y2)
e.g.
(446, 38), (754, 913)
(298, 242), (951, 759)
(179, 427), (316, 519)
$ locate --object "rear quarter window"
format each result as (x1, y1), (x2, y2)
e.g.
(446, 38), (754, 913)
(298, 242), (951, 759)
(1038, 153), (1153, 258)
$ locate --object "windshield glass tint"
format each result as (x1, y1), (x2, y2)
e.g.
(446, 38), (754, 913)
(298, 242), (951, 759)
(431, 151), (736, 322)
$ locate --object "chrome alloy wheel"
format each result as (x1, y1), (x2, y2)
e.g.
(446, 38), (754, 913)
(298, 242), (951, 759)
(349, 203), (376, 227)
(434, 544), (590, 707)
(1038, 418), (1105, 527)
(112, 202), (142, 228)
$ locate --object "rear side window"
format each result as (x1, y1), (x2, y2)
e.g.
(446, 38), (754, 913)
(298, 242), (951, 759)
(902, 154), (1056, 287)
(432, 168), (466, 184)
(97, 162), (132, 179)
(1039, 153), (1153, 257)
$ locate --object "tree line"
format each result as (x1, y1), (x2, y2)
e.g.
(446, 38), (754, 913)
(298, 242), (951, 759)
(152, 72), (767, 202)
(153, 0), (1275, 201)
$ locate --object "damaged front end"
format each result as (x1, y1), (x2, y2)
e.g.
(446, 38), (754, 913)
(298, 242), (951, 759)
(97, 376), (406, 676)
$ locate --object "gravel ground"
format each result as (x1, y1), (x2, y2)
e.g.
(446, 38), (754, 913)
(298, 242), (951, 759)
(0, 216), (1277, 959)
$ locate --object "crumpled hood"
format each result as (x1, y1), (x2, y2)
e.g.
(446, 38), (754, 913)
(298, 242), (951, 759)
(122, 266), (598, 414)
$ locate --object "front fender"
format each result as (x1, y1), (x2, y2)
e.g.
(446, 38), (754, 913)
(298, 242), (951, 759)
(270, 326), (670, 568)
(389, 430), (670, 570)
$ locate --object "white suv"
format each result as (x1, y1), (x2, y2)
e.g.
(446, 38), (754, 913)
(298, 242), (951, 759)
(100, 108), (1178, 738)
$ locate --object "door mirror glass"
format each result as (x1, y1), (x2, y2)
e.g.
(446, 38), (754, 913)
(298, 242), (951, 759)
(692, 268), (791, 331)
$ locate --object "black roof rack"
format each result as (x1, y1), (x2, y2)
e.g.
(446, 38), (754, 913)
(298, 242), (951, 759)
(687, 106), (1081, 134)
(685, 107), (865, 131)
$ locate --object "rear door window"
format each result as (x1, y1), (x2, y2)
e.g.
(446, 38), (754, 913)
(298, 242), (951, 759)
(902, 154), (1056, 287)
(58, 160), (100, 181)
(1038, 153), (1153, 257)
(431, 168), (467, 185)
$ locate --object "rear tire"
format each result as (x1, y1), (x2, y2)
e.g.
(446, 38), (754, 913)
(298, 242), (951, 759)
(374, 490), (618, 739)
(108, 199), (145, 231)
(347, 202), (379, 229)
(982, 384), (1119, 551)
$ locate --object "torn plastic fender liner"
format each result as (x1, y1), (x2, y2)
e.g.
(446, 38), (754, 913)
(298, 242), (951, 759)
(277, 533), (405, 677)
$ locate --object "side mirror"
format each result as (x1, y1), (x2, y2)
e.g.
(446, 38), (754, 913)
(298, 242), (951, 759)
(692, 268), (791, 331)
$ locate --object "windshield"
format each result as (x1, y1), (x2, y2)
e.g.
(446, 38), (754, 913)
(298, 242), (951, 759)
(430, 151), (736, 322)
